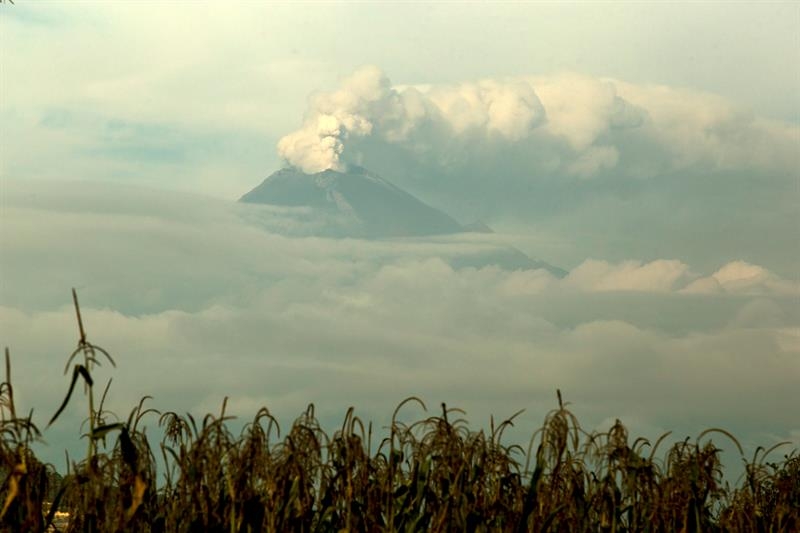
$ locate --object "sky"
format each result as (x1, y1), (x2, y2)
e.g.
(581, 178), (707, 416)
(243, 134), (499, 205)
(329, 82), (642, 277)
(1, 2), (799, 471)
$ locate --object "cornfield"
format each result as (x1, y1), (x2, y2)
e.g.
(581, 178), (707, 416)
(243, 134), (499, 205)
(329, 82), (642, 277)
(1, 291), (797, 532)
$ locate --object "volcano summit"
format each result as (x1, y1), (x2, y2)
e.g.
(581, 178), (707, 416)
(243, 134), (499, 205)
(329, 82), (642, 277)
(240, 166), (463, 238)
(240, 166), (566, 276)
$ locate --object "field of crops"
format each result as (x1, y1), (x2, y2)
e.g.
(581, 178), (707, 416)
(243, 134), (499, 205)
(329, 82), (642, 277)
(1, 292), (798, 532)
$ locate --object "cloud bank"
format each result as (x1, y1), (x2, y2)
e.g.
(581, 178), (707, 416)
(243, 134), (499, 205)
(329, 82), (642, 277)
(278, 67), (798, 178)
(1, 181), (798, 468)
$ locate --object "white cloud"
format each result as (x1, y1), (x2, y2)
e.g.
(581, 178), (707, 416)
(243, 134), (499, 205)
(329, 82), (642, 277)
(713, 260), (770, 285)
(528, 72), (645, 152)
(613, 81), (800, 174)
(277, 67), (549, 173)
(276, 66), (389, 172)
(682, 261), (800, 296)
(426, 78), (545, 140)
(276, 67), (799, 180)
(563, 259), (692, 293)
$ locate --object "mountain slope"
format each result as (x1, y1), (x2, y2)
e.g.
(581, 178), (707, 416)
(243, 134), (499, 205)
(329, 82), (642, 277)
(240, 166), (463, 238)
(240, 166), (566, 277)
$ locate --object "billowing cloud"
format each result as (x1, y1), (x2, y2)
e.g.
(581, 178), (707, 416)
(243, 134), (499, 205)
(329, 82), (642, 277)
(528, 72), (645, 152)
(268, 69), (800, 283)
(563, 259), (692, 292)
(277, 67), (798, 179)
(682, 260), (800, 296)
(277, 67), (548, 173)
(613, 81), (800, 173)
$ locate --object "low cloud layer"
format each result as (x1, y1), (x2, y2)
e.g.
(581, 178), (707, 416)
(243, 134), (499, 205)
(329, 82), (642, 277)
(1, 181), (797, 468)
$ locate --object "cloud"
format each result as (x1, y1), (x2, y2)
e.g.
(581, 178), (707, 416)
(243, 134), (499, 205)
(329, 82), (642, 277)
(682, 261), (800, 296)
(3, 51), (796, 277)
(1, 181), (798, 471)
(277, 67), (548, 173)
(563, 259), (692, 292)
(611, 80), (800, 175)
(277, 67), (798, 180)
(3, 178), (796, 323)
(425, 78), (546, 140)
(528, 72), (646, 152)
(269, 70), (800, 284)
(276, 66), (387, 173)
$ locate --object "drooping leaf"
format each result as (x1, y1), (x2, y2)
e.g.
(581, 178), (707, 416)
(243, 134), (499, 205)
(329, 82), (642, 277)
(48, 364), (93, 428)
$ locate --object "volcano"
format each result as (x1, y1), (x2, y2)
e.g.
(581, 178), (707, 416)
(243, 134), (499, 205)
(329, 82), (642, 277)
(240, 166), (463, 238)
(240, 166), (566, 276)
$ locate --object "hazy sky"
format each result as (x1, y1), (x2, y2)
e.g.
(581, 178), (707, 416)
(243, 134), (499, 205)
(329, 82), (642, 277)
(1, 2), (799, 469)
(2, 2), (798, 195)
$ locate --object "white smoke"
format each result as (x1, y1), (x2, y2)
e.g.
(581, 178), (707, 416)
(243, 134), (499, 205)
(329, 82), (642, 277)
(278, 66), (404, 173)
(277, 66), (799, 179)
(277, 66), (549, 173)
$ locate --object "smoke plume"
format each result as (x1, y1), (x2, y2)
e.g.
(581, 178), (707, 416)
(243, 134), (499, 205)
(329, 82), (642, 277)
(277, 67), (798, 179)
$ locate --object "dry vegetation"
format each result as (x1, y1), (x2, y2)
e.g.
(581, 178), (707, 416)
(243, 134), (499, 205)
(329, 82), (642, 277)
(1, 291), (798, 532)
